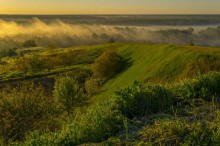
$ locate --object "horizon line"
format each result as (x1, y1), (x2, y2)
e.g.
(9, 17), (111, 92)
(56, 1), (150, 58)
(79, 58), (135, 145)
(1, 13), (220, 16)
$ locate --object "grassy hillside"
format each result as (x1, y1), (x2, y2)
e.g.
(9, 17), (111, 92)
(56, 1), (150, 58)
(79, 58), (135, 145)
(1, 43), (220, 99)
(1, 43), (220, 145)
(92, 43), (220, 101)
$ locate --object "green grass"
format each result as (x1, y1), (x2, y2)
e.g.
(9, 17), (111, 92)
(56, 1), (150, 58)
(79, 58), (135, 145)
(0, 64), (89, 84)
(91, 43), (220, 102)
(2, 42), (220, 102)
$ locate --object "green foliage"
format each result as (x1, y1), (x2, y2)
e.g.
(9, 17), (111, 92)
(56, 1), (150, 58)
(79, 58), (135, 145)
(61, 100), (122, 145)
(43, 56), (61, 72)
(73, 70), (92, 85)
(92, 49), (123, 79)
(58, 50), (97, 67)
(0, 84), (60, 142)
(84, 77), (102, 96)
(181, 54), (220, 78)
(27, 53), (45, 73)
(15, 53), (45, 74)
(138, 115), (220, 145)
(18, 50), (24, 57)
(3, 72), (220, 145)
(133, 98), (220, 146)
(22, 40), (37, 48)
(1, 43), (220, 145)
(47, 44), (58, 56)
(115, 81), (173, 118)
(54, 76), (84, 115)
(24, 99), (122, 145)
(59, 50), (76, 67)
(0, 48), (17, 58)
(172, 72), (220, 102)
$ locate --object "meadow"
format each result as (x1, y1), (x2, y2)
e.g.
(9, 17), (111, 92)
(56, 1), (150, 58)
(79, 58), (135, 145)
(0, 41), (220, 145)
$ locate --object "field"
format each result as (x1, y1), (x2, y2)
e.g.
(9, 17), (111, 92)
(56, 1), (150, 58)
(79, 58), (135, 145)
(0, 42), (220, 145)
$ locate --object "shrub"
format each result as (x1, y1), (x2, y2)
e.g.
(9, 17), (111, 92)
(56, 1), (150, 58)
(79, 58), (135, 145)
(66, 69), (92, 85)
(24, 99), (123, 145)
(139, 116), (220, 145)
(84, 77), (102, 96)
(172, 72), (220, 102)
(58, 50), (98, 67)
(92, 49), (123, 79)
(115, 81), (173, 118)
(54, 76), (85, 115)
(15, 53), (45, 74)
(59, 50), (76, 67)
(0, 84), (59, 142)
(57, 99), (122, 145)
(27, 53), (45, 73)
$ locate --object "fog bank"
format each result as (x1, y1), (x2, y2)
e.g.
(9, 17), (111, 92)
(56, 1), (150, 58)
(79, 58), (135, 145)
(0, 18), (220, 49)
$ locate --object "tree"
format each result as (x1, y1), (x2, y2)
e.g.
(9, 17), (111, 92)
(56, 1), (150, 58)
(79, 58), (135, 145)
(15, 53), (44, 74)
(54, 76), (84, 115)
(92, 49), (123, 79)
(27, 53), (44, 74)
(84, 77), (102, 96)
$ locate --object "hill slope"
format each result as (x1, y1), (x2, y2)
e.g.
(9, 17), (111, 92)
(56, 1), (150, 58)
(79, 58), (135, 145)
(94, 43), (220, 99)
(1, 43), (220, 97)
(1, 43), (220, 145)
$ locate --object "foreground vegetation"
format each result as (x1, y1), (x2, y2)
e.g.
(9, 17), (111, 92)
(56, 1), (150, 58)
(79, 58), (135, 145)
(0, 43), (220, 145)
(1, 72), (220, 145)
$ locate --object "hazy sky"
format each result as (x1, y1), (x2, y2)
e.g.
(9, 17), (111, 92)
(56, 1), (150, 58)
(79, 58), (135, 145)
(0, 0), (220, 14)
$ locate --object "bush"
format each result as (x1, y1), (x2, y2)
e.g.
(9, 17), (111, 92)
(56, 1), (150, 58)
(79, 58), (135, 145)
(115, 81), (173, 118)
(59, 50), (77, 67)
(84, 77), (102, 96)
(54, 76), (85, 115)
(0, 84), (59, 142)
(62, 99), (122, 145)
(27, 53), (45, 73)
(172, 72), (220, 102)
(66, 69), (92, 85)
(15, 53), (45, 74)
(138, 116), (220, 145)
(24, 99), (122, 145)
(92, 49), (123, 79)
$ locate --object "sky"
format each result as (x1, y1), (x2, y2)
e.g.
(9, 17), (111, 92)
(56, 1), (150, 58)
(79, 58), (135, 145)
(0, 0), (220, 14)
